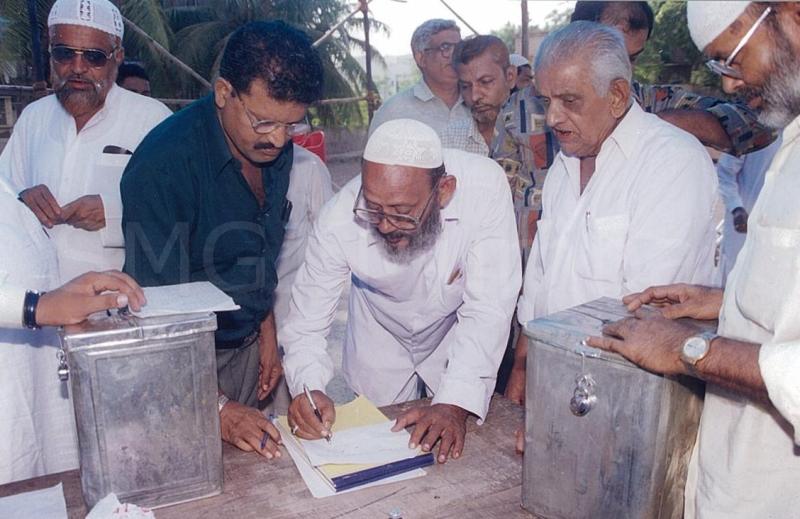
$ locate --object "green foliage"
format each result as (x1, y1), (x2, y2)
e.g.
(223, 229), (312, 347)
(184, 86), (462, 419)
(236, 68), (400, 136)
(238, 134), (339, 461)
(492, 22), (517, 50)
(633, 0), (719, 89)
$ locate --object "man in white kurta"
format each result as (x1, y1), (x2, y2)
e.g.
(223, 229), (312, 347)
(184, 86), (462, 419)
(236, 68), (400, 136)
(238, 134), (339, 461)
(0, 0), (170, 282)
(517, 100), (718, 320)
(506, 22), (718, 403)
(587, 3), (800, 517)
(282, 119), (520, 460)
(0, 178), (70, 484)
(267, 144), (333, 414)
(1, 84), (170, 282)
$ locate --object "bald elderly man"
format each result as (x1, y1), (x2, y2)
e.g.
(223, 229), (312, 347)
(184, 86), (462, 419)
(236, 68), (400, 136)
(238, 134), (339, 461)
(588, 2), (800, 517)
(282, 119), (521, 463)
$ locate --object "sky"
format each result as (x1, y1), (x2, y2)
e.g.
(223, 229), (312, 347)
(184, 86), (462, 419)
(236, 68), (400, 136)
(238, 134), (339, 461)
(365, 0), (576, 56)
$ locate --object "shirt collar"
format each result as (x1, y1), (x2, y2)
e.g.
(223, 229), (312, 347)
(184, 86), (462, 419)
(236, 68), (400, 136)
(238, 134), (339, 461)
(197, 95), (236, 175)
(603, 99), (644, 161)
(413, 80), (436, 102)
(554, 99), (643, 175)
(782, 113), (800, 146)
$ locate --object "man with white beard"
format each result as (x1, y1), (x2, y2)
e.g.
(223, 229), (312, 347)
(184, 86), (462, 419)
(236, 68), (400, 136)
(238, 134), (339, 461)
(588, 2), (800, 516)
(281, 119), (521, 464)
(0, 0), (171, 282)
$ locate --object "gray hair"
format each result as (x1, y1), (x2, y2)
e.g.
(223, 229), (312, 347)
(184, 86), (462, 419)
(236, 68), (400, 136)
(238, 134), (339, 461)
(534, 21), (631, 96)
(411, 19), (460, 53)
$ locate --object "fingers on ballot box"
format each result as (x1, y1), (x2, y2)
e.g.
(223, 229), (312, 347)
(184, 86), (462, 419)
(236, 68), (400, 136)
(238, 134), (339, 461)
(522, 297), (713, 519)
(58, 312), (222, 509)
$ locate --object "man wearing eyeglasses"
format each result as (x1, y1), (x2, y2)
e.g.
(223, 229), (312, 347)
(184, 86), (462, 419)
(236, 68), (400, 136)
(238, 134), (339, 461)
(0, 0), (171, 284)
(586, 2), (800, 517)
(368, 19), (471, 138)
(121, 21), (325, 458)
(281, 118), (520, 464)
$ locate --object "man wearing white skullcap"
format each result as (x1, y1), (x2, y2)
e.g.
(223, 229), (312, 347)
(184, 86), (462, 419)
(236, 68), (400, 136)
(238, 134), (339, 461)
(509, 53), (534, 93)
(282, 119), (521, 462)
(587, 3), (800, 517)
(0, 0), (169, 484)
(0, 0), (171, 284)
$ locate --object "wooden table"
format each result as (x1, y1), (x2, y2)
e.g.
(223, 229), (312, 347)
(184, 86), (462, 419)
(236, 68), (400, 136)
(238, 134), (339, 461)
(0, 396), (534, 518)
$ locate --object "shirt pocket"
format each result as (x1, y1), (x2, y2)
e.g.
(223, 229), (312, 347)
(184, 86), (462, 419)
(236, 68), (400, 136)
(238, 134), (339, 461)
(575, 213), (629, 283)
(734, 222), (800, 331)
(437, 264), (466, 316)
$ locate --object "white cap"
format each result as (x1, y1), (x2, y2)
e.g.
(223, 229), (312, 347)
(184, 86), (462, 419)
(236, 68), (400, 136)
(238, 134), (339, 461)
(363, 119), (443, 169)
(687, 1), (750, 52)
(48, 0), (124, 40)
(510, 53), (530, 68)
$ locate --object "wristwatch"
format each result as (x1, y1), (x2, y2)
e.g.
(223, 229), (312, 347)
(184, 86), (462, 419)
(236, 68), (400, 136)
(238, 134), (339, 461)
(681, 331), (718, 367)
(217, 394), (230, 413)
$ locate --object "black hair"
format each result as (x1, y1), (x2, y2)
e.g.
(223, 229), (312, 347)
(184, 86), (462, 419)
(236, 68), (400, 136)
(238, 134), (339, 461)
(571, 1), (655, 39)
(452, 35), (510, 69)
(219, 20), (324, 105)
(116, 61), (149, 84)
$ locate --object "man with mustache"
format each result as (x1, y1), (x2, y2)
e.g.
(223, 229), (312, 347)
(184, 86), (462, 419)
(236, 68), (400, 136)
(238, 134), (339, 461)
(0, 0), (171, 283)
(281, 119), (521, 463)
(588, 2), (800, 516)
(369, 19), (470, 138)
(443, 36), (556, 257)
(121, 21), (326, 458)
(506, 22), (719, 404)
(570, 0), (777, 157)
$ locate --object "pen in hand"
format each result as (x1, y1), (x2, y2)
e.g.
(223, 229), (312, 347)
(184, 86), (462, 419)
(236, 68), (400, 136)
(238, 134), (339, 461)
(303, 384), (332, 443)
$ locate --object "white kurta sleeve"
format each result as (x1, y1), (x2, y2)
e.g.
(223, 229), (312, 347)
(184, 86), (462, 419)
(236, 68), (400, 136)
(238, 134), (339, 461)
(0, 283), (26, 329)
(281, 200), (351, 398)
(432, 163), (522, 421)
(716, 153), (745, 213)
(622, 143), (718, 292)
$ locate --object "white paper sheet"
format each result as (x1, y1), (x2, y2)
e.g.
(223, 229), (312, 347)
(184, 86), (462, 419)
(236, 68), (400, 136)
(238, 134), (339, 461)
(132, 281), (240, 318)
(276, 420), (425, 498)
(299, 421), (419, 466)
(0, 482), (68, 519)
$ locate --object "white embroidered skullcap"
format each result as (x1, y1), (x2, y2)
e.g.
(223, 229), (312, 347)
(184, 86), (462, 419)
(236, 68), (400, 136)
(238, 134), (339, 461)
(364, 119), (443, 169)
(687, 1), (750, 52)
(510, 54), (530, 68)
(48, 0), (124, 40)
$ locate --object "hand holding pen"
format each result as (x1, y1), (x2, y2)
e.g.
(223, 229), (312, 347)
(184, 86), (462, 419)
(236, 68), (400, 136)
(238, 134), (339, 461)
(287, 385), (336, 441)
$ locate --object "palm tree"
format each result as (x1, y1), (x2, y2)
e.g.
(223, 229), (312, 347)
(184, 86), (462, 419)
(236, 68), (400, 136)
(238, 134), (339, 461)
(167, 0), (385, 125)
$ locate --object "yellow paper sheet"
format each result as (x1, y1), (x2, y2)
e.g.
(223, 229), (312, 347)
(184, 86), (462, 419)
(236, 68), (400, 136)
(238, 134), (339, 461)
(278, 396), (395, 478)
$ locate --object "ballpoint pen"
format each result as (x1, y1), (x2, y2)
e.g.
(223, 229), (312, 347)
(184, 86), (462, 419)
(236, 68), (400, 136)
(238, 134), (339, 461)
(303, 384), (332, 443)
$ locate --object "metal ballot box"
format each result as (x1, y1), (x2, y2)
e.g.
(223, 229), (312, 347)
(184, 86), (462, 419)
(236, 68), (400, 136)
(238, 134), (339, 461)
(522, 298), (708, 519)
(59, 312), (222, 509)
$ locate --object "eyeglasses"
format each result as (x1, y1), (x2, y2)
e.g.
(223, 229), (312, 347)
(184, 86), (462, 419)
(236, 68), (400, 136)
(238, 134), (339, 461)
(235, 92), (311, 136)
(50, 45), (118, 68)
(352, 182), (440, 230)
(706, 6), (771, 79)
(424, 41), (458, 58)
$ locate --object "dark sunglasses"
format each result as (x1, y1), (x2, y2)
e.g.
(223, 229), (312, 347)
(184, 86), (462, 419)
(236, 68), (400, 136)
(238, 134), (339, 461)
(50, 45), (118, 68)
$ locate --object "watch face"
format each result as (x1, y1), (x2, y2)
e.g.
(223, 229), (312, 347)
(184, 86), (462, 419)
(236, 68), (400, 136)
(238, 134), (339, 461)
(684, 336), (708, 360)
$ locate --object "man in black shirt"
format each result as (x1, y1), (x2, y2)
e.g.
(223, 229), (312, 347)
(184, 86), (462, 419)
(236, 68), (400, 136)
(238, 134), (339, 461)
(121, 21), (323, 457)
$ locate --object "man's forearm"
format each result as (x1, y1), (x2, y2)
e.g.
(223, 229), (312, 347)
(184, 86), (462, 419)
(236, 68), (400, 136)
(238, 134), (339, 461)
(694, 337), (767, 403)
(658, 109), (733, 152)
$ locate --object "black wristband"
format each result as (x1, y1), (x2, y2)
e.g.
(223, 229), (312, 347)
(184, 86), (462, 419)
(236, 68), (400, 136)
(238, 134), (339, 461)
(23, 290), (43, 329)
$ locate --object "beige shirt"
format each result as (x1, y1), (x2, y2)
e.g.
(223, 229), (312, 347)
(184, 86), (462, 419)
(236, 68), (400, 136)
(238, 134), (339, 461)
(369, 80), (470, 138)
(685, 115), (800, 518)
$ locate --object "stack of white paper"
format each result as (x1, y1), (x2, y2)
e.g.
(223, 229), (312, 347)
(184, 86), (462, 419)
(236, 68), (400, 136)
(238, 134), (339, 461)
(132, 281), (240, 318)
